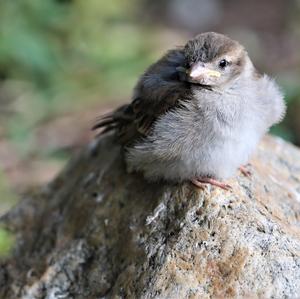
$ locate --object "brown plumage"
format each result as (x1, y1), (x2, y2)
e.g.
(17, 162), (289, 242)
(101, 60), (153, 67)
(92, 48), (190, 144)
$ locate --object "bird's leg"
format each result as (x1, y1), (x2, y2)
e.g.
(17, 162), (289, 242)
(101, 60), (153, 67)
(191, 177), (232, 191)
(239, 164), (251, 177)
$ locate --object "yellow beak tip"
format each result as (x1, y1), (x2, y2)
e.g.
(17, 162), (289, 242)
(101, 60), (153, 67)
(207, 70), (221, 78)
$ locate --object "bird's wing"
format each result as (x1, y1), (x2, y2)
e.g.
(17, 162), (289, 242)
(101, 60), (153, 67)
(92, 49), (190, 144)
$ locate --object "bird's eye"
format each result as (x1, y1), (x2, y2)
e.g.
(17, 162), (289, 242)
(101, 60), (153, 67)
(219, 59), (229, 69)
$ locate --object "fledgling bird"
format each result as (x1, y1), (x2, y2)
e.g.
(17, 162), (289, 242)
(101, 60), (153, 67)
(93, 32), (286, 190)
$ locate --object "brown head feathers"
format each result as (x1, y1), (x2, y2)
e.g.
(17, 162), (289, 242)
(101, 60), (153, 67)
(184, 32), (245, 66)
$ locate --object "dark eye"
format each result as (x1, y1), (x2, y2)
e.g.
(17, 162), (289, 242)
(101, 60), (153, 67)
(219, 59), (229, 69)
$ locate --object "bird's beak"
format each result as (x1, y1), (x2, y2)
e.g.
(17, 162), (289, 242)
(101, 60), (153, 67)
(189, 63), (221, 81)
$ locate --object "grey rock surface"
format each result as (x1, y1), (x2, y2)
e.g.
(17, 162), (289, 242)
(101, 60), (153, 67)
(1, 135), (300, 298)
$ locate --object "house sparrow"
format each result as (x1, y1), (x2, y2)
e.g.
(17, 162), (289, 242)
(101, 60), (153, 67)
(93, 32), (286, 190)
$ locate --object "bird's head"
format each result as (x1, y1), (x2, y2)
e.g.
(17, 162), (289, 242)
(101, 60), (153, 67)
(178, 32), (251, 88)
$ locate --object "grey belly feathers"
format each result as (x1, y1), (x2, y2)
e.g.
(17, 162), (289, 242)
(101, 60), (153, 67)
(126, 75), (285, 181)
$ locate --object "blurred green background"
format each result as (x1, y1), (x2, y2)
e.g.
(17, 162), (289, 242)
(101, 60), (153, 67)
(0, 0), (300, 222)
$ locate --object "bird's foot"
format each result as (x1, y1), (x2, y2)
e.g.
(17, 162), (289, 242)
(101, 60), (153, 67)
(239, 165), (251, 177)
(191, 177), (232, 191)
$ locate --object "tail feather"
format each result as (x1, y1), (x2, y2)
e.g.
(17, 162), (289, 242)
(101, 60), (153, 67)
(91, 118), (115, 131)
(94, 112), (114, 122)
(92, 104), (133, 135)
(100, 124), (118, 134)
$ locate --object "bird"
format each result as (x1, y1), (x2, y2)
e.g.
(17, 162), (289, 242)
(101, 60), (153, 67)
(93, 32), (286, 190)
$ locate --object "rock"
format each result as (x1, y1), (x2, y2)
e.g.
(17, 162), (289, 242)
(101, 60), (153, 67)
(1, 135), (300, 299)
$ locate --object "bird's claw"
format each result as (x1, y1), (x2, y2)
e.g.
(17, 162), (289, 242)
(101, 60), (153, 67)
(239, 165), (252, 177)
(191, 178), (232, 191)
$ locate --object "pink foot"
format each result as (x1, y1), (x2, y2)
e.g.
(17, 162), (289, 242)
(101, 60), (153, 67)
(239, 165), (251, 177)
(191, 177), (232, 191)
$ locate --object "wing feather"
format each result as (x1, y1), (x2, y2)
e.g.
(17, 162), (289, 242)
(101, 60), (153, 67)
(92, 49), (190, 144)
